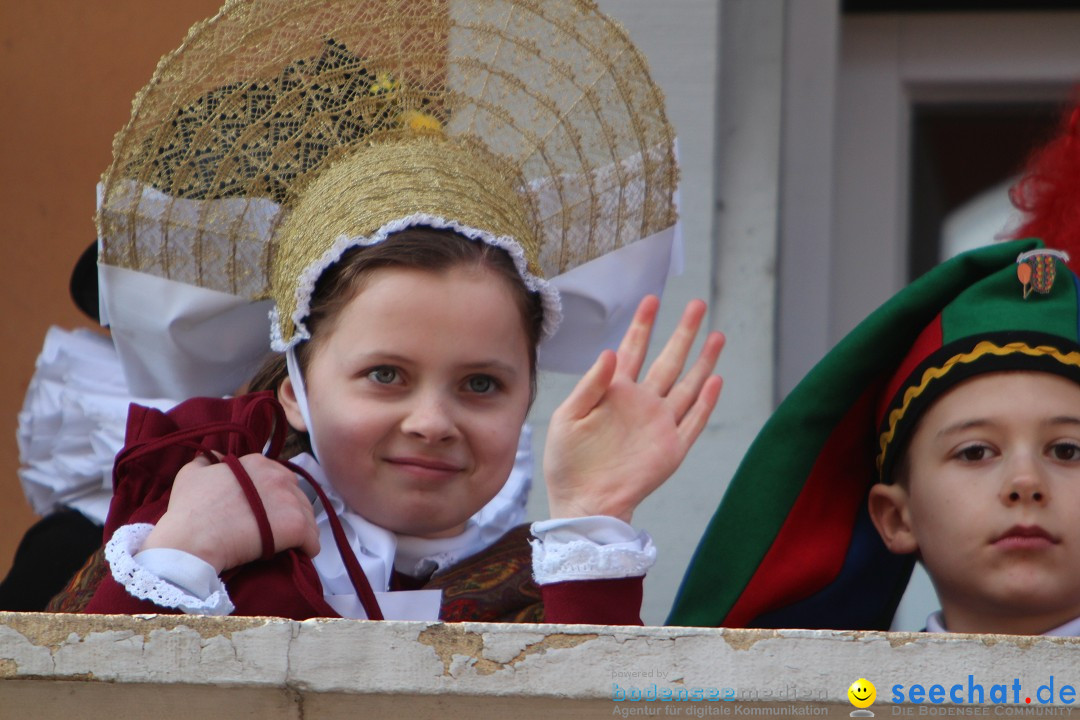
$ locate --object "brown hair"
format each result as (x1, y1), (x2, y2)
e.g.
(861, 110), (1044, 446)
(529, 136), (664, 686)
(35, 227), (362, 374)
(248, 226), (544, 454)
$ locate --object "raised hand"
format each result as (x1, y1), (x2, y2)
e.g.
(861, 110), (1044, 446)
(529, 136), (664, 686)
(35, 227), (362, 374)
(543, 295), (724, 523)
(143, 453), (320, 573)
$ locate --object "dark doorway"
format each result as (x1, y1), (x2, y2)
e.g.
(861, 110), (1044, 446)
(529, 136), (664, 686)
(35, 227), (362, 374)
(908, 101), (1066, 280)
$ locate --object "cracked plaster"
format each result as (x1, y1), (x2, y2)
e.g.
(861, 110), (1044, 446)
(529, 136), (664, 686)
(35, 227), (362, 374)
(1, 613), (1080, 717)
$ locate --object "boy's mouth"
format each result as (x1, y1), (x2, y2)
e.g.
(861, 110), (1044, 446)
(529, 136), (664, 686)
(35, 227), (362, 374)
(992, 525), (1059, 549)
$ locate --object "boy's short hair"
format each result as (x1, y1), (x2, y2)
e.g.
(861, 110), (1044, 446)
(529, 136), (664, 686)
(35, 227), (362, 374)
(669, 239), (1080, 631)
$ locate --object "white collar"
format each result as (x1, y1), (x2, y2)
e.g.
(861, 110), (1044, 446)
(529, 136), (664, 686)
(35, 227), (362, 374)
(289, 450), (529, 620)
(926, 610), (1080, 636)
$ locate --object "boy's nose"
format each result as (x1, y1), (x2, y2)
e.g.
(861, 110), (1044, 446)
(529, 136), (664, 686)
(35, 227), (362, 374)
(400, 392), (458, 443)
(1000, 459), (1048, 505)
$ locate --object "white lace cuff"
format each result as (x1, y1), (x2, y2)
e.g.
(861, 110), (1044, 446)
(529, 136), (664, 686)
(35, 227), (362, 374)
(529, 516), (656, 584)
(105, 524), (235, 615)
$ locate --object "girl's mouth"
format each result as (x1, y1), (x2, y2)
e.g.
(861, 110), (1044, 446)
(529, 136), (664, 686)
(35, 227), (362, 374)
(384, 456), (464, 479)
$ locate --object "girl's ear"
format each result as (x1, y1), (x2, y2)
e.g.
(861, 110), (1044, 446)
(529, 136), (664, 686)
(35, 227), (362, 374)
(867, 483), (919, 555)
(278, 376), (309, 433)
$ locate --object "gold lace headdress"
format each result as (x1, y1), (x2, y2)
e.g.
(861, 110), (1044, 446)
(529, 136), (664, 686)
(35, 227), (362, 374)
(97, 0), (678, 352)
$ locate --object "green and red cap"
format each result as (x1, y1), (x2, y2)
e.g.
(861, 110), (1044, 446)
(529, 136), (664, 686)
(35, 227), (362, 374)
(668, 238), (1080, 630)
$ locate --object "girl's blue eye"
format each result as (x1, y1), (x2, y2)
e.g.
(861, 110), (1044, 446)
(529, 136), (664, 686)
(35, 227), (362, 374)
(368, 366), (398, 385)
(466, 375), (497, 394)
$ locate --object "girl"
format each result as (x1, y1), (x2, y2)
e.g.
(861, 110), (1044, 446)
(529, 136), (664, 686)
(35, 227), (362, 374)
(85, 222), (721, 623)
(73, 0), (721, 624)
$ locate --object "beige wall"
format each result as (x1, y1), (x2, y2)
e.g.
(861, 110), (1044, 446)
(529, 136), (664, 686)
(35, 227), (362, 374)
(0, 1), (224, 576)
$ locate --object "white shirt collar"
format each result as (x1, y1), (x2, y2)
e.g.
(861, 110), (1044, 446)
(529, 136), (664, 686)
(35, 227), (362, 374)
(926, 610), (1080, 636)
(289, 451), (529, 620)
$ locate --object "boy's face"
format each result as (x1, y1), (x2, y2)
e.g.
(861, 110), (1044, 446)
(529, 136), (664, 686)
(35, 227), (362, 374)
(869, 371), (1080, 634)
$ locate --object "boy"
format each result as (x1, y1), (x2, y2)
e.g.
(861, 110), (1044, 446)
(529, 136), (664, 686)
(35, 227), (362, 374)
(668, 238), (1080, 634)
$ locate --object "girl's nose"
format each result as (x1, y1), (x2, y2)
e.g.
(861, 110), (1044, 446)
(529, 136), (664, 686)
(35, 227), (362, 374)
(400, 392), (458, 442)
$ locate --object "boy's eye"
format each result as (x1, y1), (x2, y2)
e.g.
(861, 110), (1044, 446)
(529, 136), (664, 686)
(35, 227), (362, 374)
(367, 366), (399, 385)
(465, 375), (497, 394)
(955, 444), (992, 462)
(1049, 442), (1080, 461)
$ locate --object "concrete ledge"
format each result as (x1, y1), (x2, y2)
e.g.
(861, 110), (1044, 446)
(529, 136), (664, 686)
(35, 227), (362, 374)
(1, 613), (1079, 718)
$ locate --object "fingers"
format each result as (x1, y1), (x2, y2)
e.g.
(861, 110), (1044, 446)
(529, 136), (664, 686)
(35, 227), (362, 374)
(665, 330), (725, 421)
(284, 476), (321, 558)
(626, 299), (723, 452)
(556, 349), (617, 421)
(238, 454), (320, 558)
(642, 299), (708, 395)
(153, 453), (320, 572)
(614, 295), (661, 381)
(595, 297), (722, 424)
(295, 509), (322, 558)
(676, 374), (724, 453)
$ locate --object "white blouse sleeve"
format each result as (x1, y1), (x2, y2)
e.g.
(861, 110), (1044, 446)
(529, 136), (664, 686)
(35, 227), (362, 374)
(104, 523), (234, 615)
(529, 515), (656, 584)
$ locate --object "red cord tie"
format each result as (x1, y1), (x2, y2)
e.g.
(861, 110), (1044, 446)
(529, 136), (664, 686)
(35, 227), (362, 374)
(221, 454), (276, 563)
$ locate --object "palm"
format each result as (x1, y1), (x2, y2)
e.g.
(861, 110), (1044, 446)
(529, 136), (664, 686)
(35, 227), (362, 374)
(544, 296), (724, 523)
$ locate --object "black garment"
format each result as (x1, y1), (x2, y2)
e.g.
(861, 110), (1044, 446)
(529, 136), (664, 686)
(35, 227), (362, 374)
(0, 509), (101, 611)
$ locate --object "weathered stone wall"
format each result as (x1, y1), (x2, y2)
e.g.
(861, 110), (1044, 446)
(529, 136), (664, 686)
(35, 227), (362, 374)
(3, 613), (1079, 719)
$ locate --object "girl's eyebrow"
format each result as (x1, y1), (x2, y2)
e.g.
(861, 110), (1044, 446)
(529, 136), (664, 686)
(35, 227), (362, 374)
(353, 352), (520, 377)
(352, 351), (411, 365)
(1047, 416), (1080, 427)
(457, 360), (520, 378)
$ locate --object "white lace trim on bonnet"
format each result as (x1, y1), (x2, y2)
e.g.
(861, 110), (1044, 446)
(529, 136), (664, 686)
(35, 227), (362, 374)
(269, 212), (562, 352)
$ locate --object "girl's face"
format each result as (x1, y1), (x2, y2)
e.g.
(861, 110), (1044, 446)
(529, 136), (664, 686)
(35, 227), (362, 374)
(280, 264), (533, 538)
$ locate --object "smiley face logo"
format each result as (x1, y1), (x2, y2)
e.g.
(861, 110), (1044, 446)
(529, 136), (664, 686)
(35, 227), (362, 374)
(848, 678), (876, 709)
